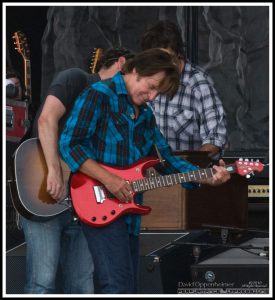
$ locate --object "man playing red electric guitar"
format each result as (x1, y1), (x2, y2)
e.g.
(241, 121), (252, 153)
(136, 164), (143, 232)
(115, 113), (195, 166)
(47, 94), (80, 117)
(59, 48), (231, 294)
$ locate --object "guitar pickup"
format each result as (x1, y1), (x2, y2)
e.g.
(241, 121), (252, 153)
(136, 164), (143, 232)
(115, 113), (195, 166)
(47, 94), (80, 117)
(93, 186), (106, 203)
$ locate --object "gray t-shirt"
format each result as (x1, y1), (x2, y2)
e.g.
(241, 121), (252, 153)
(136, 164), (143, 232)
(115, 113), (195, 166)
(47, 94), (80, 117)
(31, 68), (100, 137)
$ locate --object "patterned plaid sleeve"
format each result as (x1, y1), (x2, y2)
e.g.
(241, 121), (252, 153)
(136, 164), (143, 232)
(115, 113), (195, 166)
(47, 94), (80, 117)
(153, 126), (200, 190)
(197, 80), (228, 149)
(59, 87), (102, 172)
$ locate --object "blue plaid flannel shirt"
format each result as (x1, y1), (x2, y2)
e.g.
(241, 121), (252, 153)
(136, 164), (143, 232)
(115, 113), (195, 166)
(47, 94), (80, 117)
(59, 72), (200, 235)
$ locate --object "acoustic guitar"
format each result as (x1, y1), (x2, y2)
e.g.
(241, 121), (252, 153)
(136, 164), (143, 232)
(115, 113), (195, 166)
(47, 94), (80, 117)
(9, 138), (71, 221)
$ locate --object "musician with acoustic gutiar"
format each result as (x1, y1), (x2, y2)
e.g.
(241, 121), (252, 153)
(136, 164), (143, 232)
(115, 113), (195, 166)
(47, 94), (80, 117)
(14, 47), (134, 294)
(58, 49), (231, 294)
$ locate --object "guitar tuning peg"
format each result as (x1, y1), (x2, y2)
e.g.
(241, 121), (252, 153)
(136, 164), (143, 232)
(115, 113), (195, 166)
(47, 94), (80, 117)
(256, 159), (260, 162)
(239, 158), (243, 161)
(245, 159), (249, 162)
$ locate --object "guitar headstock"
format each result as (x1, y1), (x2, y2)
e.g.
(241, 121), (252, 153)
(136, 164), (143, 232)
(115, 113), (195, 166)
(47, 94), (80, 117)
(90, 48), (103, 74)
(13, 31), (30, 60)
(234, 158), (264, 178)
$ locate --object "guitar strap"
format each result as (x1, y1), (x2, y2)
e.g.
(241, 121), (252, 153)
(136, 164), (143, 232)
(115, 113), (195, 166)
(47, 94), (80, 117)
(145, 144), (166, 178)
(154, 144), (165, 166)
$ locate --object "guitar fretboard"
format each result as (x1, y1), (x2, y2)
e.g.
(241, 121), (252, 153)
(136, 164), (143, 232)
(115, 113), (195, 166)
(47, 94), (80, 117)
(131, 165), (236, 193)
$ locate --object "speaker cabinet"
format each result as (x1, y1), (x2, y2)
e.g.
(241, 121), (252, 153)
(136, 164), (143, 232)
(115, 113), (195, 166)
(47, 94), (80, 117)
(6, 141), (25, 250)
(6, 244), (27, 294)
(6, 98), (30, 142)
(6, 243), (63, 294)
(190, 238), (269, 294)
(141, 151), (248, 230)
(138, 230), (230, 294)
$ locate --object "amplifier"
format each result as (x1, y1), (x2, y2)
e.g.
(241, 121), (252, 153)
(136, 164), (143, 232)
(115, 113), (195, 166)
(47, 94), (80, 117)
(248, 185), (269, 198)
(141, 151), (249, 230)
(139, 230), (211, 294)
(6, 243), (63, 294)
(138, 229), (252, 294)
(6, 142), (25, 250)
(6, 98), (30, 142)
(190, 238), (269, 294)
(223, 151), (269, 230)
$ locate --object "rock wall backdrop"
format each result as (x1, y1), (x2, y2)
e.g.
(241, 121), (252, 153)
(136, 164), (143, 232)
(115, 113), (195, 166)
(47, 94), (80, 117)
(6, 5), (270, 151)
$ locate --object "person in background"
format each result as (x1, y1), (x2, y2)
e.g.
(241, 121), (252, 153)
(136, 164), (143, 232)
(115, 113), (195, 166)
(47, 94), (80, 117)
(19, 47), (134, 294)
(141, 20), (228, 160)
(59, 48), (231, 294)
(6, 68), (23, 100)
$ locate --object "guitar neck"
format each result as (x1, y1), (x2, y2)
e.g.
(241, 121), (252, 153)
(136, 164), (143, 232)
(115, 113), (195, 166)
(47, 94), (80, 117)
(90, 48), (103, 74)
(132, 164), (236, 193)
(24, 59), (32, 101)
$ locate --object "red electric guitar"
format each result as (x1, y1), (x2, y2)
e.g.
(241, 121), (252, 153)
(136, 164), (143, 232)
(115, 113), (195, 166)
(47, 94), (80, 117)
(70, 157), (264, 227)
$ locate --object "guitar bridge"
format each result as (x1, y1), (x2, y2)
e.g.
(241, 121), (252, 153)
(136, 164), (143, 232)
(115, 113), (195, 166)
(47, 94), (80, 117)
(93, 186), (106, 203)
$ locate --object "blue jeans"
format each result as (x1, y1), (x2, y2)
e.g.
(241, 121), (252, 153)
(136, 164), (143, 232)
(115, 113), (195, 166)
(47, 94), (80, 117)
(20, 209), (94, 294)
(82, 217), (139, 294)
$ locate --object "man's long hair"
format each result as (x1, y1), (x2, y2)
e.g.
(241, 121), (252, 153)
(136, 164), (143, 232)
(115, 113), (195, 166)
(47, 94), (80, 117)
(123, 48), (180, 96)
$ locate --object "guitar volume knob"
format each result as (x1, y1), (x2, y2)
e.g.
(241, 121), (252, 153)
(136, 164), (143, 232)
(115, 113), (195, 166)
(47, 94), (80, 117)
(102, 216), (107, 221)
(111, 210), (116, 215)
(91, 217), (96, 221)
